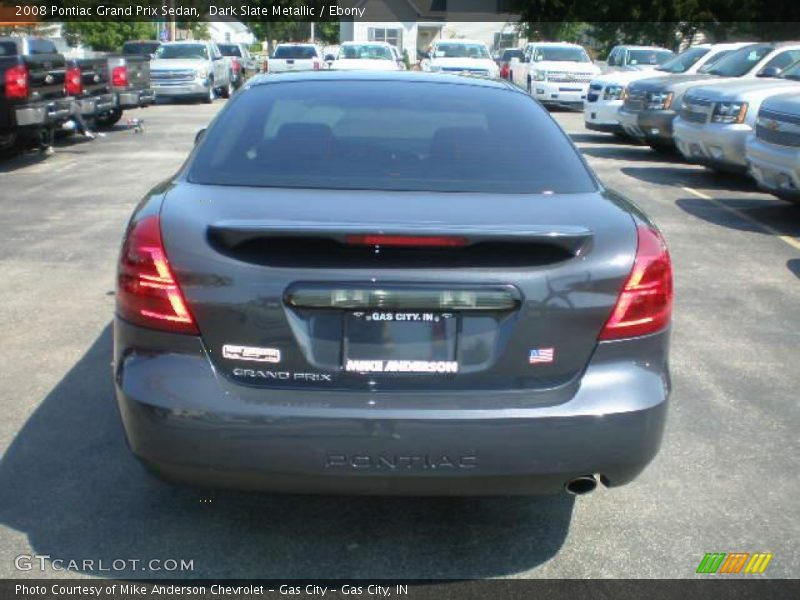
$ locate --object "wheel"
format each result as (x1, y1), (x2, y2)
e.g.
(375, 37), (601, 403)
(203, 81), (215, 104)
(95, 108), (122, 129)
(0, 131), (19, 159)
(220, 77), (234, 99)
(647, 141), (676, 154)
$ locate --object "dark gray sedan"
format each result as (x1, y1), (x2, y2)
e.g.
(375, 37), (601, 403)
(114, 72), (673, 496)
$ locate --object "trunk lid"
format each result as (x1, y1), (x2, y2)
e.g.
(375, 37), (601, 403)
(160, 185), (636, 393)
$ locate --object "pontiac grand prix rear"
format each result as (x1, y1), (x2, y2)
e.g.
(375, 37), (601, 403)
(113, 72), (672, 496)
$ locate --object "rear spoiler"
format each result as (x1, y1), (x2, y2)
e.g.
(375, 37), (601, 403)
(207, 221), (594, 256)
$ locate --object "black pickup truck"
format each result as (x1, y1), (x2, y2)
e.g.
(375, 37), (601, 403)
(0, 36), (73, 154)
(99, 54), (154, 128)
(64, 53), (117, 127)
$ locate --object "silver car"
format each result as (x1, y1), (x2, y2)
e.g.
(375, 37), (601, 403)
(674, 66), (800, 172)
(114, 72), (673, 497)
(746, 89), (800, 203)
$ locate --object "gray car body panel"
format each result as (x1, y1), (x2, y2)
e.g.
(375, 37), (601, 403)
(113, 72), (671, 495)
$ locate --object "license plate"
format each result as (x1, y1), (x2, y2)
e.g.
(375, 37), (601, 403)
(343, 311), (458, 374)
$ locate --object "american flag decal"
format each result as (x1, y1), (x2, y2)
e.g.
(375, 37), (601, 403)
(529, 347), (555, 364)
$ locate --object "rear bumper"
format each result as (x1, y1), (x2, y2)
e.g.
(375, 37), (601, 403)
(674, 119), (750, 171)
(114, 319), (670, 496)
(619, 108), (676, 144)
(746, 136), (800, 202)
(75, 93), (117, 117)
(13, 98), (74, 128)
(118, 88), (156, 109)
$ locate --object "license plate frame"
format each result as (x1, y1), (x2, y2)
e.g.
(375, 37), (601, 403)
(343, 311), (459, 375)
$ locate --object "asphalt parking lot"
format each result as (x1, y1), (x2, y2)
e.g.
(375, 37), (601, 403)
(0, 98), (797, 579)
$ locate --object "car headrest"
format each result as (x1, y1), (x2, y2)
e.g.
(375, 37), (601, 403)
(430, 127), (490, 162)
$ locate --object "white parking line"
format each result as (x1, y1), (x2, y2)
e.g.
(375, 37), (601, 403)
(679, 185), (800, 252)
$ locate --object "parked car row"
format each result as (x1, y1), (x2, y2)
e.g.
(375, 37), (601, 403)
(262, 42), (407, 73)
(582, 41), (800, 204)
(1, 35), (154, 156)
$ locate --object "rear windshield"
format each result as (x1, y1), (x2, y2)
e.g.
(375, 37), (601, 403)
(0, 41), (17, 56)
(434, 43), (490, 59)
(275, 45), (317, 59)
(627, 49), (673, 66)
(218, 44), (242, 57)
(338, 44), (393, 60)
(707, 44), (772, 77)
(155, 44), (208, 60)
(188, 80), (596, 194)
(532, 46), (590, 63)
(501, 49), (524, 61)
(122, 42), (160, 55)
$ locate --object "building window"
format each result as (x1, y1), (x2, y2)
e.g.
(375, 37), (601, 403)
(368, 27), (403, 52)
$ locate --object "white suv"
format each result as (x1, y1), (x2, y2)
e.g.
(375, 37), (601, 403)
(422, 39), (499, 78)
(511, 42), (600, 109)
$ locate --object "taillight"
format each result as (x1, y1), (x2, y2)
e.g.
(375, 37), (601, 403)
(313, 59), (320, 71)
(263, 58), (269, 72)
(500, 63), (509, 79)
(64, 65), (82, 96)
(344, 234), (468, 248)
(232, 58), (241, 73)
(5, 64), (29, 99)
(117, 215), (199, 335)
(599, 225), (673, 340)
(112, 65), (128, 87)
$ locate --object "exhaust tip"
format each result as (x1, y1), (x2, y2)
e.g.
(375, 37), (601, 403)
(565, 475), (598, 496)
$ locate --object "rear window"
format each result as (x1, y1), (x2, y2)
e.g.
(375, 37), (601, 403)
(501, 49), (524, 61)
(122, 42), (160, 56)
(0, 41), (17, 56)
(28, 38), (56, 55)
(338, 44), (393, 60)
(188, 80), (596, 194)
(218, 44), (242, 57)
(275, 45), (317, 59)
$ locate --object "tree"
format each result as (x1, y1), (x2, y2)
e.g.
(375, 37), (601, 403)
(63, 22), (156, 51)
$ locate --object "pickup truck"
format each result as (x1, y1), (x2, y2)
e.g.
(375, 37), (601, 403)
(217, 42), (256, 88)
(64, 55), (117, 127)
(150, 41), (234, 103)
(98, 54), (154, 128)
(267, 44), (323, 73)
(0, 36), (73, 155)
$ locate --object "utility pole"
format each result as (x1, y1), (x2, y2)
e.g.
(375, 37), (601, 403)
(310, 22), (315, 43)
(169, 0), (176, 41)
